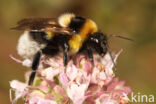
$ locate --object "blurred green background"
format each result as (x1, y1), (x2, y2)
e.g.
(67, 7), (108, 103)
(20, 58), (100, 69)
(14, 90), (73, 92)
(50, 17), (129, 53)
(0, 0), (156, 104)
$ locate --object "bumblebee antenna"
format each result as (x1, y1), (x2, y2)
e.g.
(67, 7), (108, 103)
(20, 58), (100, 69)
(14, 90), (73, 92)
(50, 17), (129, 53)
(108, 34), (135, 42)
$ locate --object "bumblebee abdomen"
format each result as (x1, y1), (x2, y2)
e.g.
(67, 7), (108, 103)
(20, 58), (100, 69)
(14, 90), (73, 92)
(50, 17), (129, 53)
(17, 31), (46, 59)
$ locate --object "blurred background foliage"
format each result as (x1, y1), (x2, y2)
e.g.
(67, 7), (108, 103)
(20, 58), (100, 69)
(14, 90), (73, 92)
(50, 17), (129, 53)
(0, 0), (156, 104)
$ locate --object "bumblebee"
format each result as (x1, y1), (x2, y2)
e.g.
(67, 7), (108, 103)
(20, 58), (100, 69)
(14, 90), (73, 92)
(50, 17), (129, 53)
(12, 13), (133, 85)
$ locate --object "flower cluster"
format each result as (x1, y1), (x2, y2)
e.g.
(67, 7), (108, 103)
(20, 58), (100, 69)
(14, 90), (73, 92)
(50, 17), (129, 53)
(10, 50), (131, 104)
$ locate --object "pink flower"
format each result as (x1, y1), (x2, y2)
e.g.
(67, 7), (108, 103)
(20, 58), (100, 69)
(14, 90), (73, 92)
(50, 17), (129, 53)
(95, 93), (119, 104)
(59, 72), (69, 88)
(10, 80), (28, 103)
(106, 77), (132, 99)
(10, 50), (131, 104)
(41, 67), (60, 81)
(66, 64), (78, 81)
(67, 83), (87, 104)
(28, 97), (57, 104)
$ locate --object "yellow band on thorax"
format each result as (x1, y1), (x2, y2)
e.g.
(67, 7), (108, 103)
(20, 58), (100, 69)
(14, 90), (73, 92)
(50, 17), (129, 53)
(69, 19), (98, 54)
(80, 19), (98, 41)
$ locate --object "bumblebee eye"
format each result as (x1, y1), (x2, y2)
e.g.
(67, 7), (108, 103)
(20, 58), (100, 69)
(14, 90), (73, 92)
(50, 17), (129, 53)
(90, 37), (99, 43)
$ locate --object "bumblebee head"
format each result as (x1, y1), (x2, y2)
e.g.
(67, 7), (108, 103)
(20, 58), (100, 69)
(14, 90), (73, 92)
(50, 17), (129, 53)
(89, 32), (108, 55)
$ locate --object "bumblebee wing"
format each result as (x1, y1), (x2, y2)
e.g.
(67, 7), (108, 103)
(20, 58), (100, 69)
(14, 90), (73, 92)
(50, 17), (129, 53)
(11, 18), (58, 30)
(11, 18), (75, 35)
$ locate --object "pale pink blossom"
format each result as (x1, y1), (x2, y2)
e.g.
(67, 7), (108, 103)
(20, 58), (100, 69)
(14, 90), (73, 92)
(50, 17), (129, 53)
(95, 93), (119, 104)
(106, 77), (132, 98)
(66, 64), (78, 81)
(59, 72), (69, 88)
(91, 67), (107, 87)
(10, 50), (131, 104)
(28, 97), (57, 104)
(41, 67), (60, 81)
(67, 83), (87, 104)
(10, 80), (28, 103)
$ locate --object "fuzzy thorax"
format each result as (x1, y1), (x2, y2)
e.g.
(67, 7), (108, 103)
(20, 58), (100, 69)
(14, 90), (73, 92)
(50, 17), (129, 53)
(69, 19), (98, 54)
(17, 31), (46, 59)
(58, 13), (75, 27)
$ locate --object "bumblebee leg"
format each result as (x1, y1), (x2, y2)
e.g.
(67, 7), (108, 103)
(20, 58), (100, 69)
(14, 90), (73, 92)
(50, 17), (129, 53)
(28, 72), (36, 85)
(63, 42), (69, 66)
(29, 51), (41, 85)
(32, 51), (41, 70)
(64, 51), (68, 66)
(87, 47), (94, 66)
